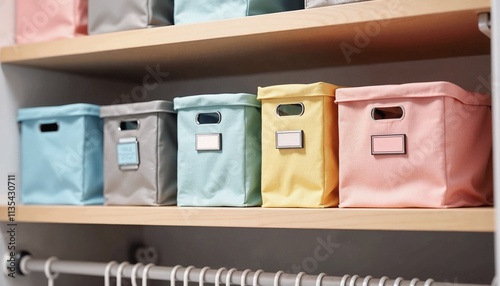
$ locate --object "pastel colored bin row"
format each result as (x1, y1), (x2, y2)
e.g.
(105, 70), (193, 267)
(259, 81), (492, 208)
(14, 0), (303, 42)
(17, 94), (262, 207)
(14, 0), (371, 43)
(17, 81), (493, 208)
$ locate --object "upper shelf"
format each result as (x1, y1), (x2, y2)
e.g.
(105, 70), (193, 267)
(0, 0), (491, 81)
(0, 206), (494, 232)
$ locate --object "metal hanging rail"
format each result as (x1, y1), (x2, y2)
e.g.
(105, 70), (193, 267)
(4, 255), (489, 286)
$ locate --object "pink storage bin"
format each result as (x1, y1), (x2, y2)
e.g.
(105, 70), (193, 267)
(16, 0), (88, 44)
(336, 81), (493, 208)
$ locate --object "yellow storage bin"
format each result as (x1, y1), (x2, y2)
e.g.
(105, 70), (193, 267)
(257, 82), (339, 207)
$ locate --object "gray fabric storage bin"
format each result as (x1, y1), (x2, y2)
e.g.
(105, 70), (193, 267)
(305, 0), (370, 8)
(100, 101), (177, 206)
(88, 0), (173, 34)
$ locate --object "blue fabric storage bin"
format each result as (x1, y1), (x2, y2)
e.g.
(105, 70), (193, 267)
(174, 0), (304, 25)
(17, 104), (104, 205)
(174, 93), (262, 207)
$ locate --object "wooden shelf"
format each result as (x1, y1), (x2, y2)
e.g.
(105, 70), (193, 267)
(0, 206), (493, 232)
(0, 0), (490, 80)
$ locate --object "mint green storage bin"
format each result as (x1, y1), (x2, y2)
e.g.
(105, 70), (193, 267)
(174, 0), (304, 25)
(17, 104), (104, 205)
(173, 93), (262, 207)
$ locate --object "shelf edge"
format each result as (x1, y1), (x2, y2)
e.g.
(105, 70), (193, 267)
(0, 206), (493, 232)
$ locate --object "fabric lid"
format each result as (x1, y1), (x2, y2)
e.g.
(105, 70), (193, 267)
(335, 81), (491, 106)
(100, 100), (175, 118)
(257, 82), (339, 100)
(173, 93), (260, 110)
(18, 103), (100, 122)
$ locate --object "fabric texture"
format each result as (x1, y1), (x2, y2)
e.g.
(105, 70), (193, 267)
(16, 0), (88, 44)
(174, 0), (304, 25)
(18, 103), (103, 205)
(257, 82), (339, 208)
(100, 100), (177, 206)
(305, 0), (369, 8)
(174, 93), (262, 207)
(335, 81), (493, 208)
(88, 0), (173, 34)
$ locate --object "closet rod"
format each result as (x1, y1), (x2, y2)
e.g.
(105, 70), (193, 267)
(12, 256), (488, 286)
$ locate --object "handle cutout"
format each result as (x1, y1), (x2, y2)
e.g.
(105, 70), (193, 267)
(196, 112), (221, 125)
(276, 103), (304, 116)
(40, 123), (58, 132)
(119, 120), (139, 131)
(371, 106), (404, 120)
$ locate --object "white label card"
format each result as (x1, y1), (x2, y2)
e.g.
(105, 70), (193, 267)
(196, 133), (222, 151)
(116, 137), (140, 169)
(371, 134), (406, 155)
(276, 130), (304, 149)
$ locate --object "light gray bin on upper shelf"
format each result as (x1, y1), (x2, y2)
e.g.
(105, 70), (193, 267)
(88, 0), (174, 34)
(100, 101), (177, 206)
